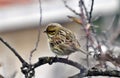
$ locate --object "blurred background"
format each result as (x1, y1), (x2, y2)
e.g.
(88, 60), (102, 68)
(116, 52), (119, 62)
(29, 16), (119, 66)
(0, 0), (120, 78)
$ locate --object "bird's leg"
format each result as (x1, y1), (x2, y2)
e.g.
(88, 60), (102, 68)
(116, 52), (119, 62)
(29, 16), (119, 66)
(48, 55), (58, 65)
(54, 55), (58, 59)
(66, 55), (70, 60)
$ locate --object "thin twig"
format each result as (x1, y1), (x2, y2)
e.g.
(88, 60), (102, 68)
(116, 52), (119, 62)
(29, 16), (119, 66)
(79, 0), (86, 25)
(88, 0), (94, 23)
(29, 0), (42, 64)
(62, 0), (81, 16)
(79, 0), (91, 68)
(88, 0), (103, 54)
(80, 0), (89, 22)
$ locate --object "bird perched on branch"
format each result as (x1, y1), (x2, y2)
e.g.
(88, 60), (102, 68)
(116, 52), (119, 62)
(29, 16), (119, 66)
(44, 23), (87, 57)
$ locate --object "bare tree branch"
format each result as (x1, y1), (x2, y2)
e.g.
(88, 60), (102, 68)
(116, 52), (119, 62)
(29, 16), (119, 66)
(78, 0), (91, 68)
(69, 69), (120, 78)
(0, 0), (119, 78)
(29, 0), (42, 64)
(87, 69), (120, 77)
(1, 35), (120, 78)
(62, 0), (81, 16)
(33, 57), (88, 77)
(34, 57), (86, 69)
(0, 37), (30, 77)
(0, 37), (28, 66)
(88, 0), (94, 23)
(80, 0), (89, 22)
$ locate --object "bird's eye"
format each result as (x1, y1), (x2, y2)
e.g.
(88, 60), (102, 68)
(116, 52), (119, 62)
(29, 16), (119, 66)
(49, 30), (55, 35)
(49, 31), (55, 33)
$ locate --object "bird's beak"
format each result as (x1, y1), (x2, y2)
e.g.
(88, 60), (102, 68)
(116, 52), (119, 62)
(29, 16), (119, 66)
(44, 30), (46, 33)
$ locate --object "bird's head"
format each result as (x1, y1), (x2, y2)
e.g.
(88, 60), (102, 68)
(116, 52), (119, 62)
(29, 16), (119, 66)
(44, 23), (62, 38)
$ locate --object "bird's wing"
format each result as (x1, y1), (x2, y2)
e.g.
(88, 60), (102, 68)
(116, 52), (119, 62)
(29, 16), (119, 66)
(60, 27), (76, 41)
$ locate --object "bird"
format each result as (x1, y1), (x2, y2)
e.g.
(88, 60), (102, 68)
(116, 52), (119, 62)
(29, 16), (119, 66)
(44, 23), (87, 57)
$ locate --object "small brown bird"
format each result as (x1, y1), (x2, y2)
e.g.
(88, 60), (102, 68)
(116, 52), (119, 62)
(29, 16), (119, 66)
(44, 23), (87, 56)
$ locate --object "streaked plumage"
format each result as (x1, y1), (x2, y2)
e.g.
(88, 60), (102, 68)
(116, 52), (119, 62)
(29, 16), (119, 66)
(44, 23), (86, 56)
